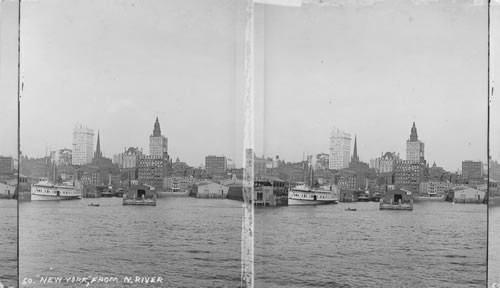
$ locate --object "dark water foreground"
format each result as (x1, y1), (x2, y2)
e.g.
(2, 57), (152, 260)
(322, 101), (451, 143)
(255, 201), (486, 288)
(490, 206), (500, 287)
(0, 200), (17, 288)
(20, 198), (486, 287)
(20, 198), (243, 288)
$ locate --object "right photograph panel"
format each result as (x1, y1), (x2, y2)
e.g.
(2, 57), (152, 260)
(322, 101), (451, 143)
(489, 1), (500, 287)
(253, 1), (488, 287)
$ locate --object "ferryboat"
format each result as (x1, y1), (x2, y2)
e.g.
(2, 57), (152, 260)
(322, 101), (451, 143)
(288, 182), (338, 205)
(31, 179), (81, 201)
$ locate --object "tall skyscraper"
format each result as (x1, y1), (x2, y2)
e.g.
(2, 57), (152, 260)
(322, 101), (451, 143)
(329, 127), (351, 170)
(406, 122), (425, 163)
(72, 123), (94, 165)
(149, 117), (168, 159)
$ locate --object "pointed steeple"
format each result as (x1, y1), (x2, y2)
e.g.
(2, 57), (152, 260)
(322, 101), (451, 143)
(152, 117), (162, 137)
(94, 130), (102, 159)
(409, 122), (418, 141)
(351, 135), (359, 163)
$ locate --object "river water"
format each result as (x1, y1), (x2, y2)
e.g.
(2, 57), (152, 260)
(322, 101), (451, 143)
(490, 206), (500, 287)
(20, 198), (243, 288)
(20, 198), (486, 287)
(256, 201), (486, 288)
(0, 200), (18, 288)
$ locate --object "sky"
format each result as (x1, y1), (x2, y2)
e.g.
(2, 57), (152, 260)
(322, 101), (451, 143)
(0, 0), (19, 159)
(255, 0), (489, 171)
(1, 0), (493, 171)
(18, 0), (247, 167)
(492, 1), (500, 164)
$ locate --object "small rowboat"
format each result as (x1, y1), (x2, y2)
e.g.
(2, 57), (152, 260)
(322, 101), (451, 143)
(345, 208), (356, 211)
(88, 203), (100, 207)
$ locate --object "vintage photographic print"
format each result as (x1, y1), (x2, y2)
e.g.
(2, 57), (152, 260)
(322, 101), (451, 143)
(0, 0), (497, 287)
(0, 1), (19, 288)
(252, 0), (488, 287)
(489, 1), (500, 287)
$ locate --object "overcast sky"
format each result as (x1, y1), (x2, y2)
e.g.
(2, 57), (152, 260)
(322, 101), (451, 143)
(3, 0), (494, 171)
(0, 0), (19, 160)
(491, 2), (500, 164)
(256, 0), (489, 172)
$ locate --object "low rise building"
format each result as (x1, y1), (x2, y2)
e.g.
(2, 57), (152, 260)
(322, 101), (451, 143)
(163, 176), (196, 191)
(452, 186), (485, 204)
(419, 181), (456, 196)
(0, 181), (16, 198)
(192, 182), (228, 198)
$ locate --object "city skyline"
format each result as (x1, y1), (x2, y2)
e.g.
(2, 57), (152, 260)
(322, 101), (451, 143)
(0, 0), (492, 172)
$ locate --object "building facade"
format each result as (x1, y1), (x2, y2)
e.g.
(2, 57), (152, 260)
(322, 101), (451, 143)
(72, 123), (94, 165)
(137, 155), (164, 190)
(329, 127), (351, 170)
(419, 180), (456, 196)
(163, 176), (195, 191)
(462, 160), (483, 182)
(0, 156), (14, 173)
(205, 155), (227, 176)
(123, 147), (142, 169)
(149, 117), (168, 159)
(406, 122), (425, 163)
(394, 160), (425, 193)
(370, 152), (400, 174)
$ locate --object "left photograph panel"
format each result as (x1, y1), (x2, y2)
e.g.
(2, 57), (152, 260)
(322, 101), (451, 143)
(0, 1), (19, 288)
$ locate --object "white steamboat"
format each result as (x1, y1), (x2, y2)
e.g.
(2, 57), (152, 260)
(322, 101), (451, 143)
(31, 179), (81, 201)
(288, 182), (338, 205)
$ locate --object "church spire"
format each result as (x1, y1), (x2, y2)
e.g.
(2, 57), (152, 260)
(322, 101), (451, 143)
(94, 130), (102, 159)
(152, 117), (162, 137)
(351, 135), (359, 163)
(409, 122), (418, 141)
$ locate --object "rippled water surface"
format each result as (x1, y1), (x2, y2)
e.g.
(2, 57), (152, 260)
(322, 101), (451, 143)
(20, 198), (243, 288)
(20, 198), (487, 287)
(489, 207), (500, 287)
(255, 201), (486, 288)
(0, 200), (17, 288)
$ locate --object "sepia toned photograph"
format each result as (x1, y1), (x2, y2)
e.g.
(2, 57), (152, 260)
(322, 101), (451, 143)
(0, 0), (496, 287)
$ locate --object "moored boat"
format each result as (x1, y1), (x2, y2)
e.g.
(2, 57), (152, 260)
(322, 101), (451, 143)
(288, 183), (338, 205)
(31, 180), (81, 201)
